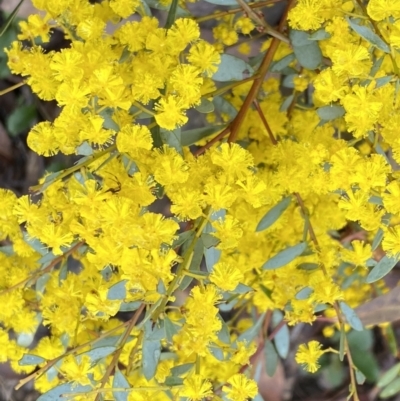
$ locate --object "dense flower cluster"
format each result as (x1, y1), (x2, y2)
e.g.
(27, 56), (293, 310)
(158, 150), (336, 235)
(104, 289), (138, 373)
(0, 0), (399, 399)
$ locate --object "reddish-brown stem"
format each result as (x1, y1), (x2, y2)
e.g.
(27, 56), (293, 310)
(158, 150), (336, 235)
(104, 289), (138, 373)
(193, 126), (231, 156)
(227, 0), (296, 143)
(253, 100), (278, 145)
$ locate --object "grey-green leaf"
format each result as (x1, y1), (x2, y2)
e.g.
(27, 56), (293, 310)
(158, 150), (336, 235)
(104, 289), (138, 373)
(113, 369), (130, 401)
(317, 105), (345, 121)
(378, 363), (400, 388)
(195, 97), (215, 113)
(181, 125), (225, 146)
(142, 339), (161, 380)
(366, 255), (399, 283)
(82, 346), (116, 363)
(264, 340), (279, 377)
(213, 54), (254, 82)
(293, 42), (322, 70)
(238, 313), (265, 343)
(164, 316), (179, 342)
(108, 280), (128, 300)
(270, 53), (296, 73)
(380, 377), (400, 398)
(262, 242), (307, 270)
(347, 18), (390, 53)
(37, 383), (92, 401)
(256, 196), (291, 232)
(339, 301), (363, 331)
(19, 354), (46, 366)
(160, 128), (182, 155)
(295, 286), (314, 300)
(272, 310), (289, 358)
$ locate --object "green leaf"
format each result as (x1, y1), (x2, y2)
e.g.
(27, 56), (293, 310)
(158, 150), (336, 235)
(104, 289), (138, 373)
(378, 363), (400, 388)
(308, 28), (330, 40)
(289, 29), (322, 70)
(37, 383), (92, 401)
(317, 105), (345, 121)
(295, 286), (314, 300)
(282, 74), (295, 89)
(339, 301), (363, 331)
(82, 346), (116, 363)
(217, 314), (231, 344)
(264, 340), (279, 377)
(113, 369), (130, 401)
(172, 230), (194, 248)
(238, 313), (265, 343)
(232, 283), (253, 294)
(195, 97), (215, 113)
(272, 310), (289, 358)
(256, 196), (291, 232)
(355, 368), (366, 385)
(372, 228), (384, 251)
(19, 354), (46, 366)
(76, 141), (93, 156)
(165, 376), (184, 386)
(213, 54), (254, 82)
(201, 233), (219, 248)
(164, 0), (179, 29)
(366, 255), (399, 283)
(7, 104), (37, 136)
(142, 338), (161, 380)
(380, 377), (400, 398)
(213, 96), (238, 121)
(160, 127), (182, 155)
(262, 242), (307, 270)
(119, 301), (141, 312)
(171, 363), (193, 376)
(297, 263), (319, 271)
(270, 53), (296, 73)
(347, 18), (390, 53)
(376, 75), (393, 88)
(164, 316), (179, 343)
(293, 42), (322, 70)
(205, 246), (221, 272)
(289, 29), (312, 47)
(209, 344), (225, 361)
(181, 125), (225, 146)
(0, 0), (25, 37)
(280, 94), (294, 112)
(189, 239), (204, 271)
(108, 280), (128, 300)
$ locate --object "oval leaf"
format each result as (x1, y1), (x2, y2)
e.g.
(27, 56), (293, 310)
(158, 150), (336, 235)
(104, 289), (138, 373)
(19, 354), (46, 366)
(295, 286), (314, 300)
(108, 280), (128, 300)
(213, 54), (254, 82)
(366, 255), (399, 283)
(339, 301), (363, 331)
(113, 369), (130, 401)
(82, 346), (116, 363)
(142, 339), (161, 380)
(37, 383), (92, 401)
(256, 196), (291, 232)
(264, 340), (279, 377)
(380, 377), (400, 398)
(317, 105), (345, 121)
(347, 18), (390, 53)
(293, 42), (322, 70)
(378, 363), (400, 388)
(262, 242), (307, 270)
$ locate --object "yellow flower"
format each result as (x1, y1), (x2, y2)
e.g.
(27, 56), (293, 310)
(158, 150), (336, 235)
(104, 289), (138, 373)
(222, 374), (258, 401)
(181, 374), (213, 401)
(295, 341), (325, 373)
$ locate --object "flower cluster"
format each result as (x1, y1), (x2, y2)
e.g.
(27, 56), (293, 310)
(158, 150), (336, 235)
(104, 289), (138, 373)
(0, 0), (399, 399)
